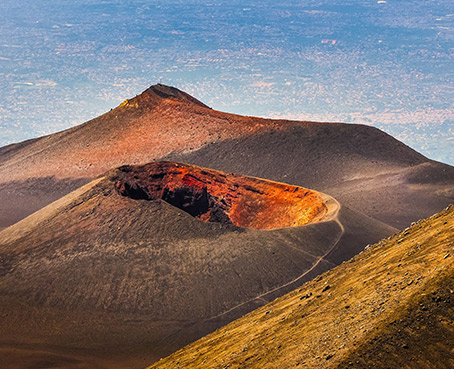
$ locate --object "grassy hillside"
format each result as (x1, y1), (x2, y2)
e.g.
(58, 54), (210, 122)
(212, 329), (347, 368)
(149, 204), (454, 368)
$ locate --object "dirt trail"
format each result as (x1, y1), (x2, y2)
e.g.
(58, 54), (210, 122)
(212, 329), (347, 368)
(206, 192), (343, 321)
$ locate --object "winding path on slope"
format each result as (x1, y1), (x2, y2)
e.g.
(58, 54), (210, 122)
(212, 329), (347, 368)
(206, 192), (344, 322)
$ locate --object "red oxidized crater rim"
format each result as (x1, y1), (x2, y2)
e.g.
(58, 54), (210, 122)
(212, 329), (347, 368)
(114, 161), (327, 230)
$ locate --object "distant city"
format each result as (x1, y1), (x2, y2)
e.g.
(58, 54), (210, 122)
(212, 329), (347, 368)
(1, 0), (453, 164)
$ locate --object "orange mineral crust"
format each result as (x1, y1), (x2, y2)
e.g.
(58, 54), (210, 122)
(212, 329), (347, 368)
(114, 161), (327, 229)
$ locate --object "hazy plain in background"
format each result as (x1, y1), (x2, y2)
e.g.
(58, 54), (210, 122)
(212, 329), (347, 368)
(0, 0), (452, 163)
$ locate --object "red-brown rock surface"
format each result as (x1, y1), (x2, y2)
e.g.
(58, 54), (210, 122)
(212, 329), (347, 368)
(114, 162), (327, 229)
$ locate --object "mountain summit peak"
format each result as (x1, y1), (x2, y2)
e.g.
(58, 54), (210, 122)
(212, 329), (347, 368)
(144, 83), (210, 108)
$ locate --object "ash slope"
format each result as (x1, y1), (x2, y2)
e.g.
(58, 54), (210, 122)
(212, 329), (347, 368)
(149, 204), (454, 369)
(0, 163), (394, 369)
(1, 84), (453, 230)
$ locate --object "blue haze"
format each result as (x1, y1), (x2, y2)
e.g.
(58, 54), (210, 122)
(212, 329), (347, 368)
(0, 0), (453, 164)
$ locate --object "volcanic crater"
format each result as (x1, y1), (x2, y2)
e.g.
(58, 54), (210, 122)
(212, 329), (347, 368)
(114, 161), (328, 229)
